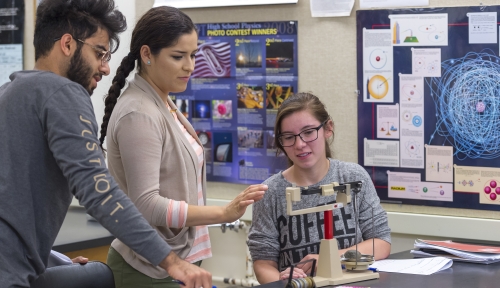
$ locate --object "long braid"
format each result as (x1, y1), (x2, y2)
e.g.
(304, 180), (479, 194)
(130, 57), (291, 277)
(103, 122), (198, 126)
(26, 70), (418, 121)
(99, 6), (196, 153)
(99, 53), (137, 152)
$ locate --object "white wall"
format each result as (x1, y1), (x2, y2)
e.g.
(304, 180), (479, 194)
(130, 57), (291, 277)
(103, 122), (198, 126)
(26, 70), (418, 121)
(91, 0), (135, 138)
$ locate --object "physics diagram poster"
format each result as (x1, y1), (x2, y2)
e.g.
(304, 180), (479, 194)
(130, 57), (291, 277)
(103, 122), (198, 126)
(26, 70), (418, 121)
(171, 21), (297, 184)
(357, 6), (500, 212)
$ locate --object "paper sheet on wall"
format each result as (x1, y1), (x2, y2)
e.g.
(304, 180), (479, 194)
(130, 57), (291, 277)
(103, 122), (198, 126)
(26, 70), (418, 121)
(0, 44), (23, 86)
(399, 74), (424, 168)
(376, 104), (399, 139)
(364, 139), (399, 167)
(468, 12), (497, 44)
(360, 0), (429, 9)
(363, 29), (394, 103)
(387, 171), (453, 201)
(425, 145), (453, 183)
(310, 0), (354, 17)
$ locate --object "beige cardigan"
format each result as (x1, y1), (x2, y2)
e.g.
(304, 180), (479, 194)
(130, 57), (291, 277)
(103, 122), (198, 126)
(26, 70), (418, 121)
(106, 74), (207, 279)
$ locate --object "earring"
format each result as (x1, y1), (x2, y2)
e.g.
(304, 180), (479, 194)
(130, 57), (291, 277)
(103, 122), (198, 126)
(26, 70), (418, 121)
(147, 60), (151, 65)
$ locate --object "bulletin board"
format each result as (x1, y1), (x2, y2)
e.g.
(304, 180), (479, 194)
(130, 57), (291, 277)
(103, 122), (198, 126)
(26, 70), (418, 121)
(171, 21), (296, 185)
(357, 5), (500, 211)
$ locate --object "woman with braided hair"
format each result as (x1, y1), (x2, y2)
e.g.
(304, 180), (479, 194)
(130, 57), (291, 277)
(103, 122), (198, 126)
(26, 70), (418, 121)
(100, 6), (267, 287)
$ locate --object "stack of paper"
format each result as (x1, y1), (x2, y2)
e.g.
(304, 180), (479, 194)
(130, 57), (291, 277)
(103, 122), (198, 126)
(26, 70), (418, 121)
(369, 257), (452, 275)
(411, 239), (500, 264)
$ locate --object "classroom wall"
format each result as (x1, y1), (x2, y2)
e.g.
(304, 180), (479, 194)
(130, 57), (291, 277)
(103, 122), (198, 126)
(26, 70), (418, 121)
(22, 0), (500, 219)
(19, 0), (500, 281)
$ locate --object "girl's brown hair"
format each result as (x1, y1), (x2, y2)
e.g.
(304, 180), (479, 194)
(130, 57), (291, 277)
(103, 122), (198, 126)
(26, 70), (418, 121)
(274, 92), (334, 166)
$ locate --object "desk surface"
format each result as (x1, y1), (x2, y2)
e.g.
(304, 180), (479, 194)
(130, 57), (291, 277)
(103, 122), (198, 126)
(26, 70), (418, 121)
(259, 251), (500, 288)
(53, 206), (114, 253)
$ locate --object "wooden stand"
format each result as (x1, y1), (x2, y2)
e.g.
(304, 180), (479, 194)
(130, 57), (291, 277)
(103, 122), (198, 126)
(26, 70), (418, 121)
(313, 239), (379, 287)
(285, 182), (377, 287)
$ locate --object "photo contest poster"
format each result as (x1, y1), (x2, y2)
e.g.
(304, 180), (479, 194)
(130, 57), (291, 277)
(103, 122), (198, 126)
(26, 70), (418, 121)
(171, 21), (298, 184)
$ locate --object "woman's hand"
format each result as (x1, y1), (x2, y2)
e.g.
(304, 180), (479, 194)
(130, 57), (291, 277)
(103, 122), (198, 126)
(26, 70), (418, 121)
(223, 184), (267, 222)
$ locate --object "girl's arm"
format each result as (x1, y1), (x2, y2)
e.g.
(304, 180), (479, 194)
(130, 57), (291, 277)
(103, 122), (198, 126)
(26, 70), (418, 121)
(253, 260), (280, 284)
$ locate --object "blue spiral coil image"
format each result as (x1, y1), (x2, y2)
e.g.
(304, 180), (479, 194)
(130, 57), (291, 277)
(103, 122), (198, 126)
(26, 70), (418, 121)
(427, 49), (500, 160)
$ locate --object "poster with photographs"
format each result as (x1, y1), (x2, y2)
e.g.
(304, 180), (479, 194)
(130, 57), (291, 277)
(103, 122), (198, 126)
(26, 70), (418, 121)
(171, 21), (298, 184)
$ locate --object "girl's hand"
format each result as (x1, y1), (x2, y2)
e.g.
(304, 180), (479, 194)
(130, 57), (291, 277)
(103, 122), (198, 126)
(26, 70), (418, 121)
(280, 267), (307, 280)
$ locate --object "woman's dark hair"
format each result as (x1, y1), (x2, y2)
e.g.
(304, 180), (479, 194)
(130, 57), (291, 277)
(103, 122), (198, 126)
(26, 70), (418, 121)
(34, 0), (126, 60)
(99, 6), (196, 151)
(274, 92), (334, 166)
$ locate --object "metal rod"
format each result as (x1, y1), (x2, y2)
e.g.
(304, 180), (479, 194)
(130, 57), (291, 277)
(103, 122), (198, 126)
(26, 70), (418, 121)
(372, 205), (375, 258)
(353, 185), (358, 269)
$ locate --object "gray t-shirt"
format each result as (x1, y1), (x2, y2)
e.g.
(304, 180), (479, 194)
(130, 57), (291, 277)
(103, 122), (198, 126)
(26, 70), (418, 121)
(0, 71), (171, 287)
(247, 158), (391, 271)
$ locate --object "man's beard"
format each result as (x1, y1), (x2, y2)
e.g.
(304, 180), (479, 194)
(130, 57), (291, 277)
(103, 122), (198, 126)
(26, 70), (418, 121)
(67, 47), (95, 95)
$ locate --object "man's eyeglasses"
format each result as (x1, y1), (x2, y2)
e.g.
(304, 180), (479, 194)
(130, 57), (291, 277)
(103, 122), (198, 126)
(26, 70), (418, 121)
(54, 37), (111, 65)
(278, 120), (328, 147)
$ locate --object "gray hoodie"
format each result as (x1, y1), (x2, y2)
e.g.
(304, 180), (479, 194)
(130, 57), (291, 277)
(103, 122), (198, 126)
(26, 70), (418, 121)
(0, 71), (171, 287)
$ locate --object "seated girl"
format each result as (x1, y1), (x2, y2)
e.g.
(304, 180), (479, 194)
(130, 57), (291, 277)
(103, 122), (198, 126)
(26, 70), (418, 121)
(247, 92), (391, 283)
